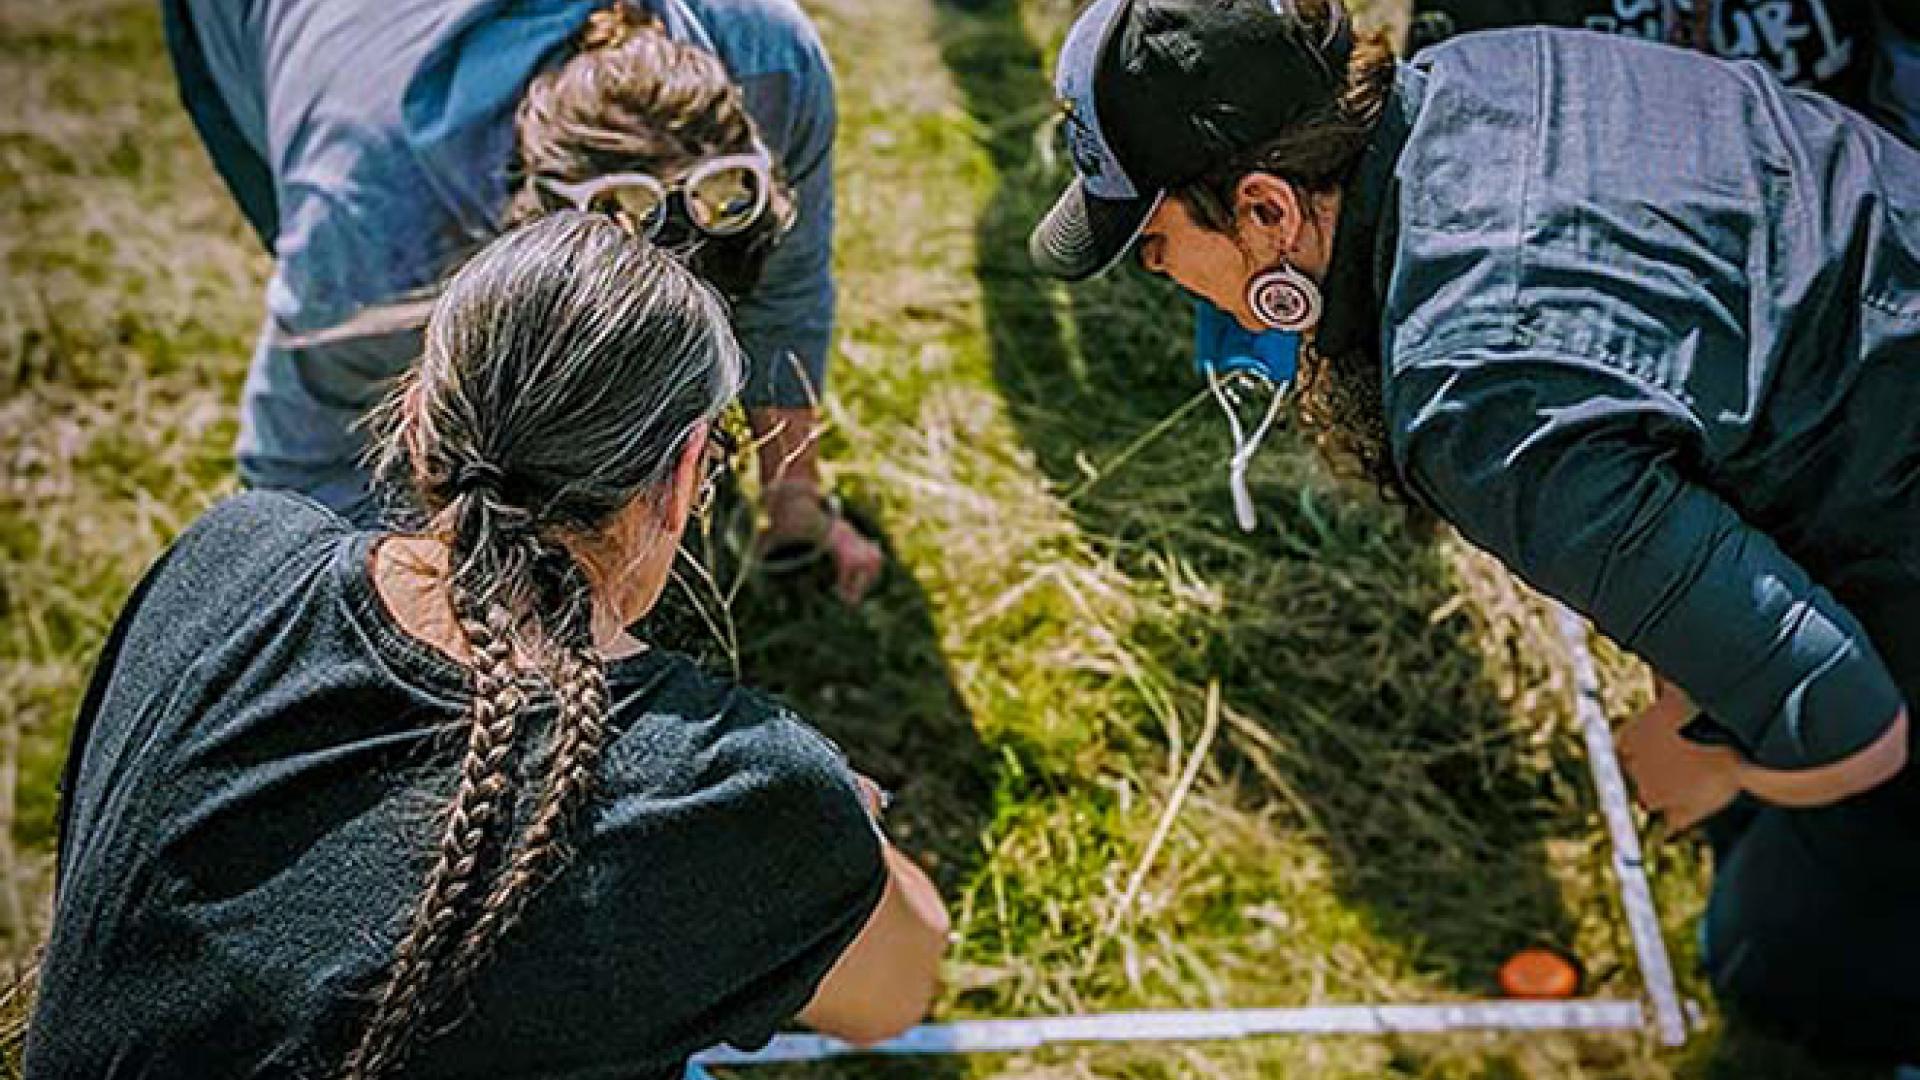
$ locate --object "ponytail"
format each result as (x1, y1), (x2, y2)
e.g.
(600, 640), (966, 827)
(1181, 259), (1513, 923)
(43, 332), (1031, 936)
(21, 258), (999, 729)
(346, 212), (741, 1077)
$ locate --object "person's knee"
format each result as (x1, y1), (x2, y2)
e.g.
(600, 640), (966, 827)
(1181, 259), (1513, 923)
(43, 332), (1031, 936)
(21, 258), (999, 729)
(1706, 891), (1920, 1061)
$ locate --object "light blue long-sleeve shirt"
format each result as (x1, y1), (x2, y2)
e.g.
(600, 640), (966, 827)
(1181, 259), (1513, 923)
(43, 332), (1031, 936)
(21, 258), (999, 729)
(173, 0), (837, 515)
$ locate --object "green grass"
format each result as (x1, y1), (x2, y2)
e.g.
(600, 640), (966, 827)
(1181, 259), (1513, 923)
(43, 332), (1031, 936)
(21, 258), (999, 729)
(0, 0), (1869, 1076)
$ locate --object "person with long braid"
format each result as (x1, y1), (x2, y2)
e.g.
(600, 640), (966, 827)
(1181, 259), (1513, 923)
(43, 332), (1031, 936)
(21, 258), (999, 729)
(25, 212), (950, 1079)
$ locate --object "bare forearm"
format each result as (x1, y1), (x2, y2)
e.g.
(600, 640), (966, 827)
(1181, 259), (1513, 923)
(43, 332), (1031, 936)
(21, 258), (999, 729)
(1632, 676), (1907, 823)
(798, 843), (950, 1045)
(747, 405), (823, 491)
(1736, 709), (1910, 807)
(883, 843), (952, 948)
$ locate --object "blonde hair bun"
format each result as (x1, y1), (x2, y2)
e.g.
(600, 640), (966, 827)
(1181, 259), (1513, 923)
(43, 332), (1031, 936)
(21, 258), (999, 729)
(581, 1), (656, 52)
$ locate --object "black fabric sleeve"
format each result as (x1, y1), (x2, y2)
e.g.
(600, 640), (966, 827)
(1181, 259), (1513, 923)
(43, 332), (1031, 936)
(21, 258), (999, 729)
(50, 543), (176, 896)
(696, 714), (887, 1050)
(1410, 0), (1605, 35)
(51, 493), (340, 895)
(1393, 348), (1907, 770)
(564, 696), (890, 1061)
(1881, 0), (1920, 39)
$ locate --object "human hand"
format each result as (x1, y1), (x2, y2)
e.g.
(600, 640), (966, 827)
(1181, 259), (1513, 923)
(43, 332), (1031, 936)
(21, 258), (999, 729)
(760, 482), (885, 606)
(822, 516), (884, 606)
(1617, 679), (1743, 832)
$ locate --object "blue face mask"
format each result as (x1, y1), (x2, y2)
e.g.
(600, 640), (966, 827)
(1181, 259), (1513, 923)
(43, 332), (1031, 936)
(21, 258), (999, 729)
(1192, 298), (1296, 532)
(1193, 298), (1301, 387)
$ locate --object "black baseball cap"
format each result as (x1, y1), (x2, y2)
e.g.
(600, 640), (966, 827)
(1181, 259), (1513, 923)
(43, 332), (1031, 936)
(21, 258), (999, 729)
(1030, 0), (1355, 282)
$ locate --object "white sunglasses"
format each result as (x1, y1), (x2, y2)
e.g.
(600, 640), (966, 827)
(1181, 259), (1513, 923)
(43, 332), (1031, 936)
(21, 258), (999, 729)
(536, 149), (775, 241)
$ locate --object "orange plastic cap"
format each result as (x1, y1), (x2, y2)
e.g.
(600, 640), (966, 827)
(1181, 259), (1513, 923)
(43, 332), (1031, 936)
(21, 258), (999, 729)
(1498, 947), (1582, 1000)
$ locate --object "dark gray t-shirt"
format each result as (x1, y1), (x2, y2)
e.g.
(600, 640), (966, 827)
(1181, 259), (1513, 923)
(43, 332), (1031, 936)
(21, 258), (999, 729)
(26, 491), (885, 1079)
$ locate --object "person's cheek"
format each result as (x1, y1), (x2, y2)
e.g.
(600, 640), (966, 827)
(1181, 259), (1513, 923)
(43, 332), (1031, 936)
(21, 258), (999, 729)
(1177, 240), (1245, 325)
(1206, 262), (1262, 333)
(1166, 256), (1235, 322)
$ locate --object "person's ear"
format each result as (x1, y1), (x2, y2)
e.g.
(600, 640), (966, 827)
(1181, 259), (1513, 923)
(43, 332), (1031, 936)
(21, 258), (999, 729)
(1233, 172), (1307, 260)
(661, 420), (709, 533)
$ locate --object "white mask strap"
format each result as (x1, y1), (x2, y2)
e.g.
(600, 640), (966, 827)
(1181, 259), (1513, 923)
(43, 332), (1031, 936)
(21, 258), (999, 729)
(1205, 367), (1286, 532)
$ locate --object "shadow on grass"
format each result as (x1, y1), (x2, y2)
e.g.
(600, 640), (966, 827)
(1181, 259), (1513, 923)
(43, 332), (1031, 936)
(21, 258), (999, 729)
(934, 0), (1580, 1019)
(648, 503), (989, 1080)
(1682, 1004), (1896, 1080)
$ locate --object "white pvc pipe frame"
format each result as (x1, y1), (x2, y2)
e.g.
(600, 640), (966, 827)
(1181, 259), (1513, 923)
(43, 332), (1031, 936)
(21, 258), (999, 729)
(697, 608), (1691, 1067)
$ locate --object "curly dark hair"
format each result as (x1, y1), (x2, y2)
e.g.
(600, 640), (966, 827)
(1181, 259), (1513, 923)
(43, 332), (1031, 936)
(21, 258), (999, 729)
(1172, 0), (1406, 499)
(504, 2), (796, 298)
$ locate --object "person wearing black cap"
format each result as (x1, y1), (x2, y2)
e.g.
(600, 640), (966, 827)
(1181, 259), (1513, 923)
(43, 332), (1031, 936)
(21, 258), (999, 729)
(1031, 0), (1919, 1061)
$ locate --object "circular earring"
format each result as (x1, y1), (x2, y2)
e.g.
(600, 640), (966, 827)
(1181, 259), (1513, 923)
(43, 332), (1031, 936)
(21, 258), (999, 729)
(1245, 262), (1323, 333)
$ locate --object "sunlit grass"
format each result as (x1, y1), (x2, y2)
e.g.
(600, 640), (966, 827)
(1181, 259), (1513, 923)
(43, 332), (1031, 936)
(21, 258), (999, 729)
(0, 0), (1863, 1076)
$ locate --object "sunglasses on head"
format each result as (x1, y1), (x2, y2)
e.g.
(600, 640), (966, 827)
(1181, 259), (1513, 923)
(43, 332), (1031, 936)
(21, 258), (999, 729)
(537, 149), (775, 241)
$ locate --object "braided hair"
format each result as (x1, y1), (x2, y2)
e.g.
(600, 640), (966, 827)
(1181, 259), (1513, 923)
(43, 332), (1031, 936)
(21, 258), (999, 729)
(345, 211), (743, 1078)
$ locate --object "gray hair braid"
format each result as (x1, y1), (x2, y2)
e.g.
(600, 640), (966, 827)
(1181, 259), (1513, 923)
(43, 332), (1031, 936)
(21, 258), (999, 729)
(345, 212), (742, 1078)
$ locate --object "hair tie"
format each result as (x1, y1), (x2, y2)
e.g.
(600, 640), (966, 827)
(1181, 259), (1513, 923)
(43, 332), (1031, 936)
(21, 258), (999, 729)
(452, 460), (507, 497)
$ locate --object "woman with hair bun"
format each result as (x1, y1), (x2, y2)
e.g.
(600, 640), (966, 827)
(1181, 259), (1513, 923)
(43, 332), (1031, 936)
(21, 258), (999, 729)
(164, 0), (886, 603)
(26, 213), (949, 1079)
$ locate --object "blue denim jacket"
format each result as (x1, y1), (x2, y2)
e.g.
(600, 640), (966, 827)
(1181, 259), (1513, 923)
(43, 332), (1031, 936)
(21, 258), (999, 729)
(175, 0), (836, 512)
(1350, 31), (1919, 772)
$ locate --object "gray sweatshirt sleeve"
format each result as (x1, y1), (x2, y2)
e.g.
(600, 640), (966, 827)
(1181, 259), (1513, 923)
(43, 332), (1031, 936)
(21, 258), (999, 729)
(734, 65), (836, 409)
(1393, 348), (1906, 770)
